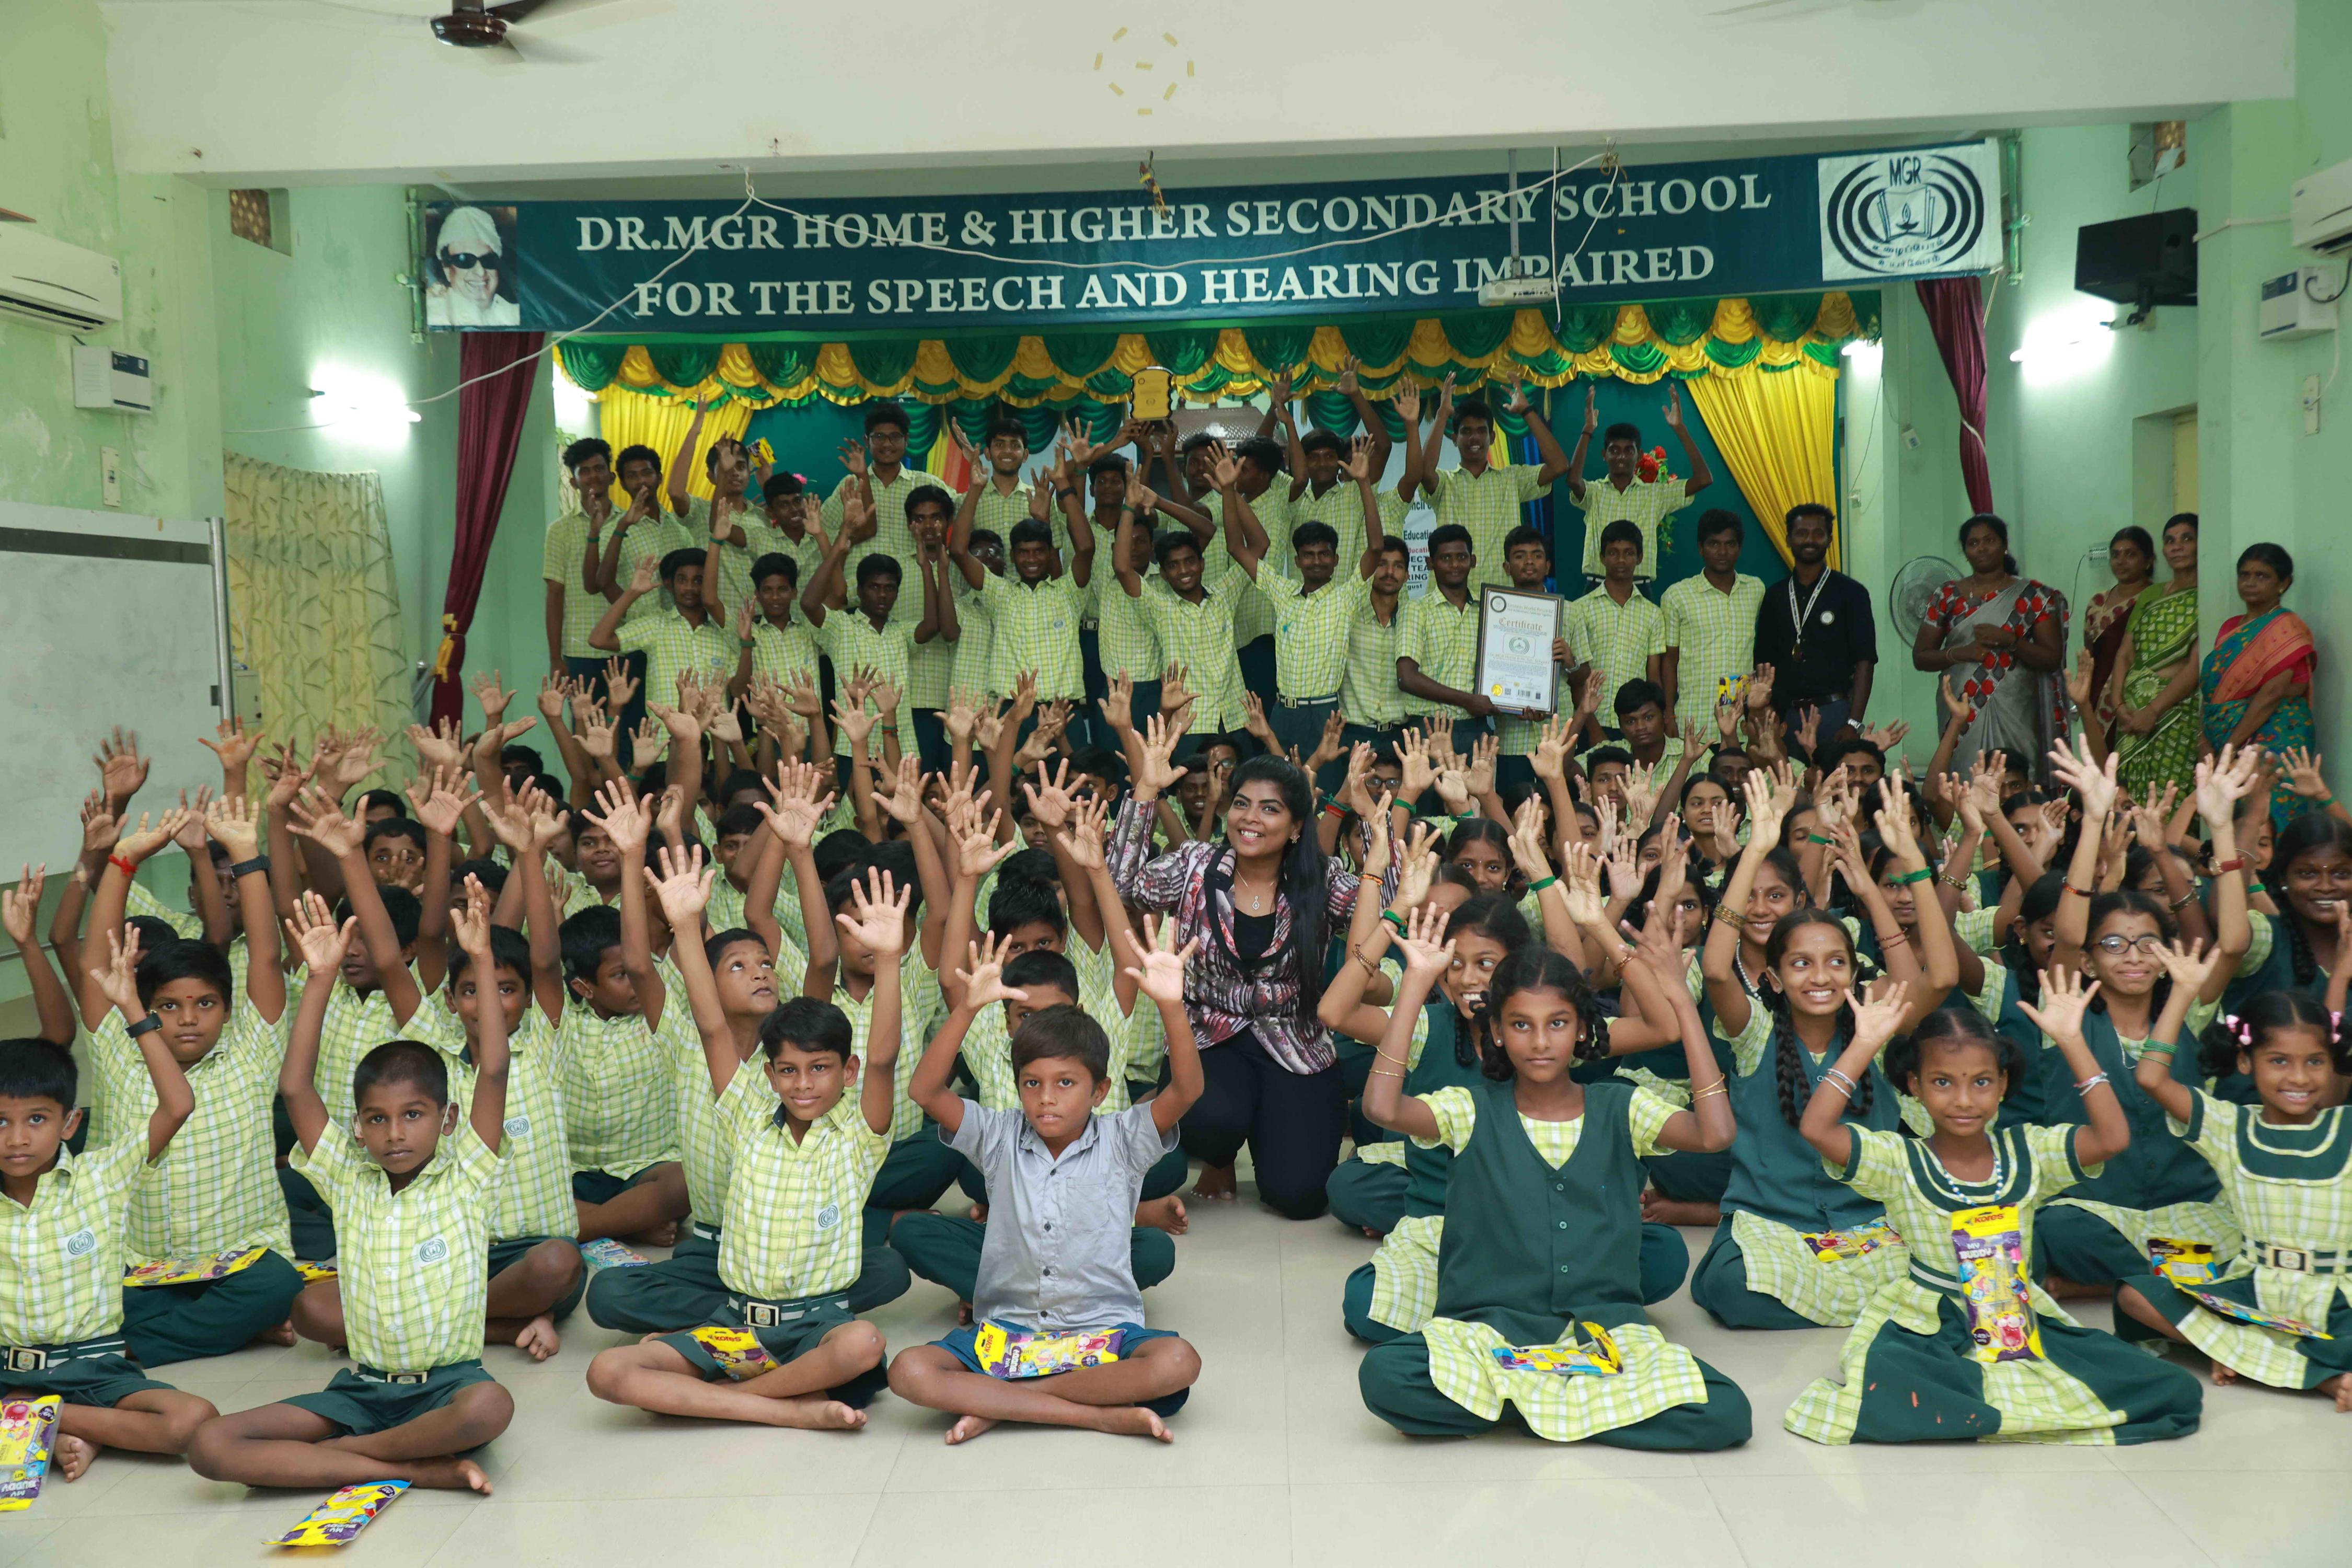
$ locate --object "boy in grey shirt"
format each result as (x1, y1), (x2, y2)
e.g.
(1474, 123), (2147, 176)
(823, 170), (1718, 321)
(889, 919), (1204, 1444)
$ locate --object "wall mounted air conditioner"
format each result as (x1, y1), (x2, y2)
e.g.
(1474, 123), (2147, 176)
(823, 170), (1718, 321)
(2291, 157), (2352, 255)
(0, 228), (125, 333)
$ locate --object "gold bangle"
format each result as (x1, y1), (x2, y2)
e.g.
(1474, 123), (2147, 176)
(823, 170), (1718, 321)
(1367, 1065), (1404, 1079)
(1690, 1082), (1728, 1102)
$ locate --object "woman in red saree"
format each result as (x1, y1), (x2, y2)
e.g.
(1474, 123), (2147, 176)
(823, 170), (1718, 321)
(2081, 525), (2155, 750)
(2201, 543), (2315, 825)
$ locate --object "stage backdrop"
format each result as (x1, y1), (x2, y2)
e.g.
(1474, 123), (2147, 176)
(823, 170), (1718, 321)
(429, 141), (1997, 336)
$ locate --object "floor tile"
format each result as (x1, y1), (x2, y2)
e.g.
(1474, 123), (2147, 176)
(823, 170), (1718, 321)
(2130, 1465), (2352, 1567)
(424, 1492), (880, 1567)
(1706, 1470), (2215, 1568)
(857, 1485), (1290, 1568)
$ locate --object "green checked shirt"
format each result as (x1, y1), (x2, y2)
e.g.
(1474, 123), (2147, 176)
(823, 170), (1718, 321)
(543, 511), (606, 660)
(559, 959), (690, 1180)
(415, 999), (578, 1242)
(903, 566), (971, 711)
(1192, 489), (1278, 642)
(612, 514), (697, 626)
(1572, 474), (1685, 579)
(1135, 579), (1247, 731)
(1340, 593), (1409, 729)
(292, 1121), (502, 1372)
(614, 607), (734, 710)
(744, 615), (822, 693)
(834, 952), (941, 1144)
(960, 942), (1131, 1114)
(1259, 570), (1373, 701)
(1658, 572), (1766, 729)
(91, 998), (293, 1264)
(978, 572), (1088, 700)
(1422, 462), (1546, 570)
(717, 1086), (889, 1301)
(1086, 572), (1161, 683)
(1564, 584), (1665, 710)
(951, 578), (997, 695)
(680, 494), (785, 619)
(1396, 585), (1481, 716)
(962, 478), (1060, 557)
(1294, 481), (1408, 571)
(0, 1134), (151, 1346)
(310, 978), (413, 1134)
(814, 609), (915, 757)
(822, 468), (935, 629)
(676, 1043), (776, 1224)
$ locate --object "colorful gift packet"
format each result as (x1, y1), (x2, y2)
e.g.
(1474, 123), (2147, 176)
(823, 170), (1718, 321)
(123, 1247), (267, 1288)
(972, 1324), (1125, 1379)
(0, 1396), (60, 1512)
(1490, 1323), (1624, 1378)
(1953, 1204), (2044, 1365)
(1802, 1223), (1899, 1263)
(268, 1481), (408, 1548)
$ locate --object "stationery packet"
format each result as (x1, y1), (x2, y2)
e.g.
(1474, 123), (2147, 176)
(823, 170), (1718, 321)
(2147, 1237), (2218, 1285)
(0, 1397), (60, 1512)
(267, 1481), (407, 1547)
(1489, 1323), (1623, 1377)
(580, 1239), (649, 1271)
(123, 1246), (267, 1288)
(1952, 1204), (2044, 1364)
(1802, 1224), (1898, 1264)
(2187, 1289), (2332, 1340)
(971, 1323), (1125, 1379)
(688, 1324), (778, 1381)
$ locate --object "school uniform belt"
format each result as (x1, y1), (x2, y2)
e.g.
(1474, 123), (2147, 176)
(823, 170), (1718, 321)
(2253, 1242), (2352, 1275)
(1908, 1262), (1968, 1296)
(690, 1221), (722, 1243)
(725, 1290), (848, 1329)
(353, 1364), (433, 1386)
(1, 1334), (129, 1373)
(1275, 693), (1336, 708)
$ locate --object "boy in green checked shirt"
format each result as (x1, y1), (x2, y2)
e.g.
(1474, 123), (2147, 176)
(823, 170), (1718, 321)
(721, 555), (821, 706)
(802, 488), (919, 768)
(1562, 521), (1665, 715)
(952, 456), (1094, 705)
(1118, 480), (1248, 742)
(1563, 383), (1713, 584)
(585, 859), (905, 1430)
(590, 548), (734, 710)
(1339, 537), (1415, 760)
(1224, 434), (1390, 766)
(952, 414), (1063, 555)
(0, 932), (210, 1484)
(1490, 525), (1579, 791)
(1408, 376), (1570, 573)
(189, 881), (516, 1495)
(1396, 524), (1490, 752)
(1284, 360), (1398, 566)
(81, 799), (305, 1370)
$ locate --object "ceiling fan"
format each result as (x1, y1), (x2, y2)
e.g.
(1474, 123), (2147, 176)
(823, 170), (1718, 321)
(301, 0), (650, 65)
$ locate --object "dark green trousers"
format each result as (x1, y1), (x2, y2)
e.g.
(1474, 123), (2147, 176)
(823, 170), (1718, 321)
(1689, 1222), (1819, 1330)
(1327, 1160), (1408, 1236)
(1359, 1333), (1751, 1448)
(584, 1230), (912, 1334)
(119, 1249), (304, 1367)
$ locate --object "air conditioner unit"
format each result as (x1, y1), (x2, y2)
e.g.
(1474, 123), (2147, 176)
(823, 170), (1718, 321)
(0, 228), (125, 333)
(2291, 156), (2352, 254)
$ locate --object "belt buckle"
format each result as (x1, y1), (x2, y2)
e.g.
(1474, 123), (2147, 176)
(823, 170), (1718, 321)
(4, 1348), (45, 1374)
(743, 1301), (782, 1328)
(389, 1370), (428, 1386)
(2273, 1246), (2312, 1273)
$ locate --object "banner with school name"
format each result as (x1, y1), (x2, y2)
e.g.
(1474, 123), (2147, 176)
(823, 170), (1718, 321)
(424, 140), (1999, 335)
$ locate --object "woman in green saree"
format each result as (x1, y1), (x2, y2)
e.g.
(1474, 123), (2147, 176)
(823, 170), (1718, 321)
(2203, 543), (2316, 825)
(2111, 513), (2200, 800)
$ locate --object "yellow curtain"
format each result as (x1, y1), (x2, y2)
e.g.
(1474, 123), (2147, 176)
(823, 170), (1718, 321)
(222, 454), (414, 772)
(591, 390), (754, 506)
(1684, 366), (1841, 570)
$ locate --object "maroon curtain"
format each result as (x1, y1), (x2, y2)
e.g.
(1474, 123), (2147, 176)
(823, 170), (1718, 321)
(1915, 276), (1993, 514)
(429, 331), (543, 727)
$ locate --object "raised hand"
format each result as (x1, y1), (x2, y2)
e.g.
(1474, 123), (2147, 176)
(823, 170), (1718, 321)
(2049, 734), (2117, 820)
(115, 807), (192, 866)
(1389, 901), (1456, 980)
(2282, 745), (2332, 801)
(1563, 843), (1607, 927)
(94, 727), (150, 805)
(1848, 977), (1912, 1053)
(1507, 794), (1554, 885)
(585, 777), (653, 855)
(645, 842), (716, 930)
(2015, 966), (2102, 1046)
(875, 753), (925, 826)
(1, 867), (45, 947)
(1532, 717), (1572, 785)
(199, 717), (264, 777)
(1056, 798), (1109, 872)
(89, 925), (146, 1018)
(406, 717), (464, 772)
(1465, 734), (1499, 799)
(283, 890), (355, 974)
(1120, 912), (1196, 1006)
(470, 668), (514, 725)
(1742, 767), (1789, 852)
(757, 763), (837, 850)
(1391, 822), (1441, 912)
(287, 787), (363, 861)
(202, 794), (263, 863)
(837, 867), (912, 959)
(2154, 936), (2223, 1001)
(1134, 714), (1189, 798)
(449, 873), (497, 963)
(1397, 728), (1437, 802)
(955, 932), (1031, 1011)
(1023, 758), (1081, 833)
(171, 789), (214, 854)
(602, 657), (640, 713)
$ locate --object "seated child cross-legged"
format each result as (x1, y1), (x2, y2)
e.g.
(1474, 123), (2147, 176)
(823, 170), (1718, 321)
(1784, 979), (2202, 1445)
(887, 915), (1206, 1444)
(0, 930), (216, 1482)
(189, 881), (521, 1494)
(583, 856), (903, 1430)
(1356, 908), (1752, 1450)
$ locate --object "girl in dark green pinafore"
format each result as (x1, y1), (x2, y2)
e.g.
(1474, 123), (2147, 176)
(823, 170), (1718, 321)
(2225, 811), (2352, 1024)
(1689, 773), (1962, 1330)
(2118, 986), (2352, 1408)
(2035, 744), (2258, 1295)
(1951, 871), (2068, 1128)
(1787, 985), (2201, 1444)
(1355, 912), (1750, 1448)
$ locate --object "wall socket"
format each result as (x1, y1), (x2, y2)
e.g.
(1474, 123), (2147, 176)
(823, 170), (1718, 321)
(100, 446), (121, 507)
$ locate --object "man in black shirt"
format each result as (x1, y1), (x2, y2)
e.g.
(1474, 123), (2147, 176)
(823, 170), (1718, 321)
(1753, 502), (1875, 748)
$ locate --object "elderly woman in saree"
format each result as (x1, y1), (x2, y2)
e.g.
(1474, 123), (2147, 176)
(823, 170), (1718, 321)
(1911, 513), (2066, 778)
(2204, 542), (2316, 826)
(2081, 525), (2156, 750)
(2110, 512), (2201, 801)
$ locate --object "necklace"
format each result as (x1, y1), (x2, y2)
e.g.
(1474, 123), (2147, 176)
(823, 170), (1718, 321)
(1919, 1136), (2007, 1204)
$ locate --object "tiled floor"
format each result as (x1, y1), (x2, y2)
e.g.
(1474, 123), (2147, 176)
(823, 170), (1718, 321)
(26, 1189), (2352, 1566)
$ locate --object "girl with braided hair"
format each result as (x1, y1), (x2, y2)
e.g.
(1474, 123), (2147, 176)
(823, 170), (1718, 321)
(1687, 768), (1961, 1330)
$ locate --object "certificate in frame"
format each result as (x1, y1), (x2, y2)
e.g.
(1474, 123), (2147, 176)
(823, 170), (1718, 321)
(1473, 583), (1564, 716)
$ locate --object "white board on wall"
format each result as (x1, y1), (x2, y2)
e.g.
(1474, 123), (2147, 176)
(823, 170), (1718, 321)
(0, 503), (232, 874)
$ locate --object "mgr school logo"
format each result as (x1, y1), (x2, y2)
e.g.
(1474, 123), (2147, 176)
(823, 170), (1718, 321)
(1815, 143), (2002, 282)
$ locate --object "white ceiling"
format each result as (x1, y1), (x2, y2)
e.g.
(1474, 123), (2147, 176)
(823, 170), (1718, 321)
(98, 0), (2293, 191)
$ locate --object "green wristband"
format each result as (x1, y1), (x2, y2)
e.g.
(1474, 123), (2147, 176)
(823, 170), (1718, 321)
(1526, 875), (1558, 893)
(1380, 910), (1409, 931)
(1893, 867), (1934, 886)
